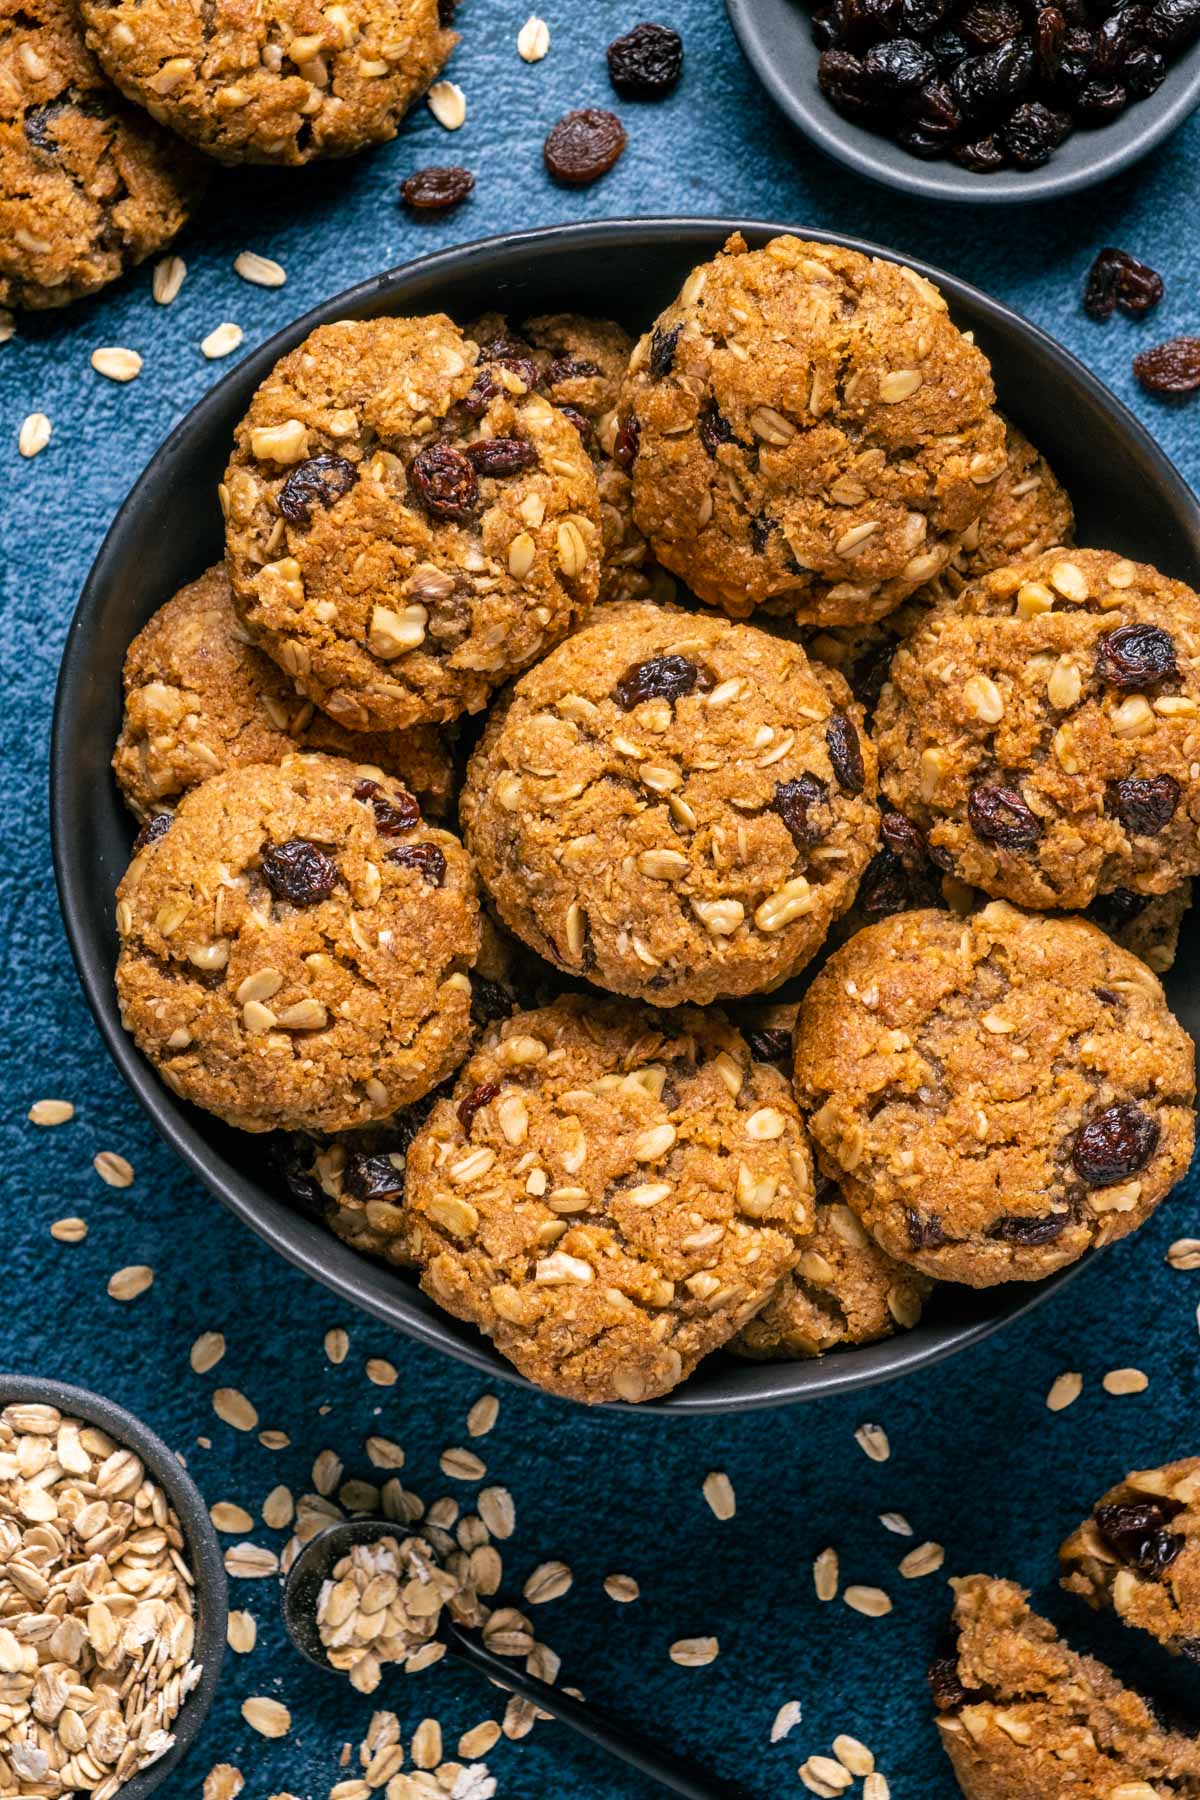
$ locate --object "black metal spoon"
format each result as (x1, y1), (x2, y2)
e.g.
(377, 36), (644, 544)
(282, 1517), (754, 1800)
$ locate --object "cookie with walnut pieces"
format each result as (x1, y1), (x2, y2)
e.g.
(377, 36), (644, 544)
(794, 902), (1195, 1287)
(223, 314), (601, 733)
(617, 233), (1006, 628)
(461, 602), (880, 1006)
(77, 0), (456, 166)
(1060, 1457), (1200, 1661)
(114, 753), (480, 1135)
(113, 564), (455, 821)
(0, 0), (204, 309)
(875, 547), (1200, 911)
(404, 996), (816, 1405)
(933, 1575), (1200, 1800)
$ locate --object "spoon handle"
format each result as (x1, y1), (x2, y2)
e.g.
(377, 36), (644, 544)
(442, 1619), (755, 1800)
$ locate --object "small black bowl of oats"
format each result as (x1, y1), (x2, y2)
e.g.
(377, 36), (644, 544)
(726, 0), (1200, 201)
(0, 1376), (227, 1797)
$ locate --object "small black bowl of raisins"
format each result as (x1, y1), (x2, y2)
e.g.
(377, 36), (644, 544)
(726, 0), (1200, 197)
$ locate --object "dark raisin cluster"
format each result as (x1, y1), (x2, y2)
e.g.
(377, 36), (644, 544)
(811, 0), (1200, 172)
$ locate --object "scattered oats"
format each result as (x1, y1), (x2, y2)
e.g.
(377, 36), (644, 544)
(1103, 1367), (1149, 1395)
(366, 1435), (406, 1471)
(214, 1387), (259, 1430)
(203, 1766), (245, 1800)
(227, 1610), (257, 1653)
(523, 1561), (572, 1604)
(49, 1216), (87, 1243)
(260, 1429), (291, 1449)
(314, 1448), (344, 1496)
(899, 1541), (945, 1579)
(153, 254), (187, 303)
(864, 1776), (891, 1800)
(813, 1547), (839, 1602)
(834, 1734), (875, 1775)
(467, 1394), (499, 1437)
(211, 1501), (255, 1533)
(702, 1469), (736, 1520)
(411, 1718), (442, 1768)
(0, 308), (15, 345)
(91, 345), (143, 382)
(263, 1485), (294, 1529)
(366, 1357), (398, 1386)
(201, 322), (244, 359)
(428, 79), (466, 128)
(800, 1754), (852, 1794)
(325, 1327), (350, 1363)
(108, 1263), (154, 1301)
(1167, 1238), (1200, 1270)
(669, 1636), (719, 1666)
(502, 1693), (537, 1740)
(844, 1586), (892, 1617)
(235, 250), (287, 287)
(242, 1696), (291, 1738)
(1046, 1371), (1083, 1412)
(28, 1098), (74, 1126)
(94, 1148), (133, 1186)
(854, 1423), (890, 1463)
(604, 1572), (639, 1603)
(224, 1542), (279, 1578)
(517, 14), (550, 59)
(478, 1486), (515, 1538)
(770, 1700), (803, 1742)
(18, 412), (51, 457)
(441, 1446), (486, 1482)
(879, 1512), (913, 1536)
(191, 1331), (227, 1373)
(459, 1721), (501, 1758)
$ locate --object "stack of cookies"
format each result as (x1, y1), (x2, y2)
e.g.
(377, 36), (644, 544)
(109, 233), (1198, 1406)
(1, 0), (458, 310)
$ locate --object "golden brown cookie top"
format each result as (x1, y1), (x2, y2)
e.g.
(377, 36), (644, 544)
(114, 564), (455, 820)
(223, 315), (601, 733)
(0, 0), (203, 309)
(876, 547), (1200, 911)
(115, 752), (480, 1134)
(795, 901), (1195, 1287)
(1060, 1458), (1200, 1661)
(405, 995), (815, 1404)
(618, 234), (1006, 627)
(77, 0), (456, 165)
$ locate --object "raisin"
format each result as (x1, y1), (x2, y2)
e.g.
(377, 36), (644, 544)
(906, 78), (963, 142)
(133, 812), (172, 852)
(989, 1212), (1069, 1244)
(749, 513), (774, 553)
(614, 416), (640, 469)
(542, 355), (603, 385)
(1072, 1100), (1160, 1185)
(409, 443), (480, 523)
(1134, 337), (1200, 395)
(1146, 0), (1200, 47)
(275, 1141), (326, 1218)
(928, 1653), (970, 1712)
(471, 977), (515, 1029)
(827, 712), (866, 794)
(23, 99), (68, 152)
(458, 1081), (500, 1134)
(812, 7), (843, 46)
(1095, 622), (1177, 687)
(343, 1152), (406, 1202)
(819, 48), (883, 118)
(953, 132), (1006, 169)
(864, 34), (937, 92)
(461, 369), (500, 415)
(967, 783), (1042, 849)
(1124, 45), (1167, 92)
(1095, 1500), (1185, 1574)
(932, 26), (970, 63)
(905, 1206), (947, 1249)
(649, 324), (681, 378)
(900, 0), (947, 31)
(463, 437), (538, 476)
(544, 109), (627, 185)
(1076, 78), (1129, 121)
(607, 21), (684, 95)
(959, 0), (1022, 44)
(1094, 3), (1151, 70)
(950, 36), (1035, 117)
(387, 843), (447, 886)
(1034, 4), (1066, 73)
(699, 399), (739, 456)
(1084, 247), (1165, 320)
(276, 454), (357, 525)
(557, 405), (594, 450)
(744, 1027), (793, 1065)
(400, 165), (475, 212)
(773, 774), (829, 847)
(260, 838), (339, 906)
(1113, 774), (1180, 836)
(1089, 885), (1150, 926)
(1002, 99), (1071, 165)
(614, 654), (710, 709)
(354, 779), (422, 836)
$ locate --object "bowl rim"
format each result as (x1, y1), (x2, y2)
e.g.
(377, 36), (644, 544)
(724, 0), (1200, 205)
(0, 1373), (227, 1793)
(50, 214), (1198, 1415)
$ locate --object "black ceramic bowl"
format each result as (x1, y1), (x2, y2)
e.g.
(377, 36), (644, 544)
(725, 0), (1200, 204)
(52, 218), (1200, 1414)
(0, 1375), (226, 1792)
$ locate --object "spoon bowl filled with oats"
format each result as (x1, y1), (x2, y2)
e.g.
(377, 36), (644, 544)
(0, 1376), (227, 1799)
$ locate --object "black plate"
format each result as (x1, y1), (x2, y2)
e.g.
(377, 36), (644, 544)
(725, 0), (1200, 205)
(51, 218), (1200, 1414)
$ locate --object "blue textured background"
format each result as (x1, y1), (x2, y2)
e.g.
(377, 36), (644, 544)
(4, 3), (1200, 1792)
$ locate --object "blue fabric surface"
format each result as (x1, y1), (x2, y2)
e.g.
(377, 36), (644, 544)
(3, 3), (1200, 1793)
